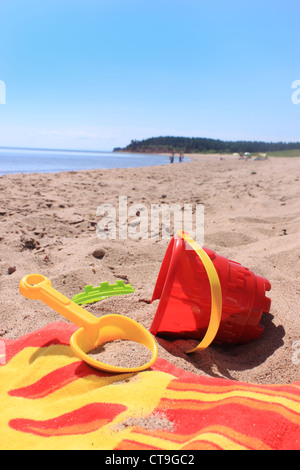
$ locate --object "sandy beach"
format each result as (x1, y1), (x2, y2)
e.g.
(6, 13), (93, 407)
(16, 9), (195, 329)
(0, 153), (299, 385)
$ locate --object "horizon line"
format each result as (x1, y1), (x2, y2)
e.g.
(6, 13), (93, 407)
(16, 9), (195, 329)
(0, 146), (113, 154)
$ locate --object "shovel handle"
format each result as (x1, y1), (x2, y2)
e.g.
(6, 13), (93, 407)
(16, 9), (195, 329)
(19, 274), (99, 332)
(20, 274), (159, 374)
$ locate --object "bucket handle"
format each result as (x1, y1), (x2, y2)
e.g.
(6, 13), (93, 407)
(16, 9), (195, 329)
(178, 231), (223, 353)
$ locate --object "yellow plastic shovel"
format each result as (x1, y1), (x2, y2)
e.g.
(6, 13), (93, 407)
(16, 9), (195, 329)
(19, 274), (158, 374)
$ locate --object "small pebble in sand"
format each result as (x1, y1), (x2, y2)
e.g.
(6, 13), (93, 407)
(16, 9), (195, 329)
(88, 339), (153, 368)
(92, 248), (106, 259)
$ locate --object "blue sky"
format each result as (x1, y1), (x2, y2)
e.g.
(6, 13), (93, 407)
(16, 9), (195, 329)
(0, 0), (299, 150)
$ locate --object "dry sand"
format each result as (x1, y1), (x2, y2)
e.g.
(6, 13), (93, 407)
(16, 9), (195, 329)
(0, 153), (299, 384)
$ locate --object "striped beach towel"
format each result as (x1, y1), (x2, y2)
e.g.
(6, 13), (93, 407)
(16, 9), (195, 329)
(0, 322), (299, 450)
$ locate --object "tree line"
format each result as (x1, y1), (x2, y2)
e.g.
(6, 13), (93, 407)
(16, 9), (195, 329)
(114, 136), (300, 154)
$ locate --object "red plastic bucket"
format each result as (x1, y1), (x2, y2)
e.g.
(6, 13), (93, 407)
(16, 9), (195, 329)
(150, 231), (271, 350)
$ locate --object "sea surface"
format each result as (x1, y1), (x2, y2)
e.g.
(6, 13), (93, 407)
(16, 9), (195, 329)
(0, 147), (180, 176)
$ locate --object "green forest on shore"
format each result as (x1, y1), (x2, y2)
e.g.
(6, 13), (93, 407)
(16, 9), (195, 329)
(114, 136), (300, 156)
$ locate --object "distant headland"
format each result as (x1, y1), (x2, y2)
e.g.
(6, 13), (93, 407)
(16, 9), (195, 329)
(114, 136), (300, 155)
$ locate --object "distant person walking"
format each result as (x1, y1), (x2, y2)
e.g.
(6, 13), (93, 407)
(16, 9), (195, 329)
(179, 151), (184, 162)
(169, 151), (175, 163)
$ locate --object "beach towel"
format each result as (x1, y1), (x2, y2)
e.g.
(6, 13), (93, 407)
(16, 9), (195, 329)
(0, 322), (299, 450)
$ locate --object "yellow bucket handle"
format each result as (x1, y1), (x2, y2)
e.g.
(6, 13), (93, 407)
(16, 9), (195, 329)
(177, 231), (223, 353)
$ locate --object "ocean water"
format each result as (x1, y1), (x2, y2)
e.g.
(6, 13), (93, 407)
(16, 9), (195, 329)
(0, 148), (178, 176)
